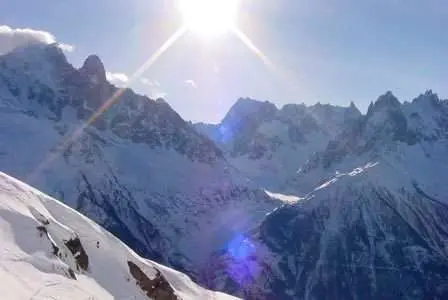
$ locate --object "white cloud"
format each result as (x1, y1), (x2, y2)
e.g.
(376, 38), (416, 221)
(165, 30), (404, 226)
(140, 77), (160, 87)
(139, 77), (166, 98)
(0, 25), (75, 54)
(184, 79), (197, 89)
(58, 43), (75, 52)
(152, 91), (168, 99)
(106, 71), (129, 86)
(140, 77), (150, 85)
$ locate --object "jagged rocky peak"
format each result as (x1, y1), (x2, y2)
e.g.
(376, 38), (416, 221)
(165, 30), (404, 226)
(297, 90), (447, 177)
(0, 44), (223, 163)
(280, 103), (307, 117)
(234, 97), (276, 110)
(347, 101), (361, 116)
(280, 101), (361, 126)
(79, 54), (107, 84)
(362, 91), (416, 144)
(411, 89), (441, 107)
(309, 101), (361, 121)
(367, 91), (401, 115)
(224, 97), (278, 122)
(211, 97), (278, 147)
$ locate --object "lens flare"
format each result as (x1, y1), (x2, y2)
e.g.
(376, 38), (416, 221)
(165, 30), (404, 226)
(179, 0), (240, 37)
(225, 234), (260, 286)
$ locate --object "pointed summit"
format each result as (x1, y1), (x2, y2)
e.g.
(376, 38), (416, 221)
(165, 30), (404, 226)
(368, 91), (401, 115)
(412, 89), (440, 107)
(221, 97), (277, 125)
(79, 55), (106, 84)
(346, 101), (362, 118)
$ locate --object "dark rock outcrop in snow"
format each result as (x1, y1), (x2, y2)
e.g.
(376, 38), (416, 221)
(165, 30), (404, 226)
(64, 237), (89, 272)
(128, 261), (178, 300)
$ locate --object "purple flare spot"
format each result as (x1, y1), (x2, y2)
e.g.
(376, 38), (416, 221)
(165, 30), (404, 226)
(225, 234), (259, 286)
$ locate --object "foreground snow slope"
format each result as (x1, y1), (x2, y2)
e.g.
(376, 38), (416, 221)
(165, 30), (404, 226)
(0, 172), (238, 300)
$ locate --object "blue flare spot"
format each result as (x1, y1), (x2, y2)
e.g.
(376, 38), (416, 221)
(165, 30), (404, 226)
(225, 234), (259, 286)
(227, 234), (255, 259)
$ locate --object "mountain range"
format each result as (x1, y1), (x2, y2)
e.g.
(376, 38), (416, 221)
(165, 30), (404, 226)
(0, 42), (447, 299)
(202, 91), (448, 299)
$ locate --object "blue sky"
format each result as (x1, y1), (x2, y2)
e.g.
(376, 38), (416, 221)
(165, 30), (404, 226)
(1, 0), (447, 123)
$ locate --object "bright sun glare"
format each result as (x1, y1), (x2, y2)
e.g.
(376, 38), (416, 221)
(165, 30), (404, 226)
(178, 0), (240, 38)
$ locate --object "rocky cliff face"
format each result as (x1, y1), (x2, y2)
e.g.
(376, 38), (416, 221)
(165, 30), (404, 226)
(0, 43), (279, 279)
(195, 97), (362, 191)
(2, 42), (448, 300)
(206, 91), (448, 300)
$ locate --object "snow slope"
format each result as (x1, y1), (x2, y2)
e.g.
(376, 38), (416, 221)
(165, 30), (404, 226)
(0, 172), (239, 300)
(0, 43), (280, 281)
(208, 161), (448, 299)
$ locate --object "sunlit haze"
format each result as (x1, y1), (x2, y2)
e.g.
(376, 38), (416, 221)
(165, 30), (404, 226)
(1, 0), (446, 123)
(178, 0), (240, 37)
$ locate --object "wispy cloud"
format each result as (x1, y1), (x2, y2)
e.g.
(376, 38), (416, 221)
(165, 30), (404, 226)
(184, 79), (197, 89)
(58, 43), (75, 52)
(139, 77), (166, 99)
(0, 25), (74, 54)
(152, 91), (168, 99)
(140, 77), (160, 87)
(106, 71), (129, 86)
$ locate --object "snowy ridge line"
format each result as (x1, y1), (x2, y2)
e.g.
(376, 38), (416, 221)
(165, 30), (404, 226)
(0, 172), (239, 300)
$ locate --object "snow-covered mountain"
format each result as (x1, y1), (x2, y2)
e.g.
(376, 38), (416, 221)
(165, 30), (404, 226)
(2, 40), (448, 300)
(0, 43), (280, 280)
(0, 172), (238, 299)
(206, 91), (448, 299)
(195, 97), (361, 191)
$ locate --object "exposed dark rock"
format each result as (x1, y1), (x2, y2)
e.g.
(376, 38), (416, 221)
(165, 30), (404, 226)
(35, 225), (76, 280)
(127, 261), (178, 300)
(64, 237), (89, 272)
(67, 268), (77, 280)
(78, 54), (107, 84)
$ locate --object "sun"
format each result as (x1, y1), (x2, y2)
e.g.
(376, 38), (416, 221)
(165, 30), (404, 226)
(178, 0), (240, 38)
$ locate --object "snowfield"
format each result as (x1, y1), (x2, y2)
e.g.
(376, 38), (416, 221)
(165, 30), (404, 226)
(0, 172), (239, 300)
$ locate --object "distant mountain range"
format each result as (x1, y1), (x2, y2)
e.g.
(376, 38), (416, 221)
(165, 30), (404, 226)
(1, 42), (447, 299)
(194, 97), (361, 191)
